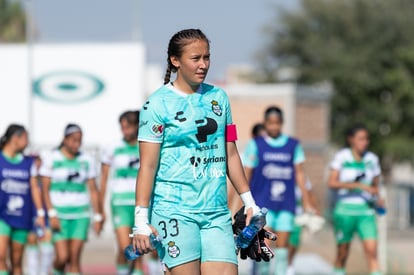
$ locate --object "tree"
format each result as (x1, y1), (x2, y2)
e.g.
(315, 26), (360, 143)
(260, 0), (414, 179)
(0, 0), (26, 42)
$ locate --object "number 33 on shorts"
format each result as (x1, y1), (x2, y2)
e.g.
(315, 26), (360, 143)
(158, 218), (179, 239)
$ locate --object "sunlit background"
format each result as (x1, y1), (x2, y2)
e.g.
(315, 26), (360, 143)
(0, 0), (413, 274)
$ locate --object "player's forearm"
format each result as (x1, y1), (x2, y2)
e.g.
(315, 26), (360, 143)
(89, 180), (101, 214)
(226, 142), (250, 195)
(135, 168), (156, 207)
(98, 165), (109, 210)
(41, 177), (54, 211)
(295, 165), (311, 209)
(30, 177), (43, 211)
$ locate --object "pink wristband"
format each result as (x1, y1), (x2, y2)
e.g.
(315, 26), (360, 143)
(226, 124), (238, 142)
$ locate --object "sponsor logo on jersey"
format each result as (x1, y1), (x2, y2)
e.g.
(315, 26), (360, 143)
(196, 144), (219, 152)
(1, 179), (29, 194)
(262, 163), (293, 180)
(211, 100), (222, 116)
(190, 156), (226, 179)
(143, 101), (150, 110)
(33, 71), (105, 104)
(7, 195), (24, 212)
(151, 124), (164, 137)
(189, 155), (226, 166)
(270, 181), (286, 201)
(167, 241), (180, 258)
(2, 169), (29, 179)
(263, 152), (292, 162)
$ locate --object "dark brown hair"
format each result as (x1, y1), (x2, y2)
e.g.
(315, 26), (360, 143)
(119, 110), (140, 126)
(0, 124), (26, 150)
(164, 29), (210, 85)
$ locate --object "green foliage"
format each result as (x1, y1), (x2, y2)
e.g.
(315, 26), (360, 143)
(261, 0), (414, 167)
(0, 0), (26, 42)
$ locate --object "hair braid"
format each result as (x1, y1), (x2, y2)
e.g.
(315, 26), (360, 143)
(164, 63), (173, 85)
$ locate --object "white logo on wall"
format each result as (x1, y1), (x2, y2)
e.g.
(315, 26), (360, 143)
(33, 71), (105, 104)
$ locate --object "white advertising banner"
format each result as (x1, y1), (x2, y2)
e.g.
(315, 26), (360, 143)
(0, 43), (146, 150)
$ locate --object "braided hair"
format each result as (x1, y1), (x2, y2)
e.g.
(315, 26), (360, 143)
(164, 29), (210, 85)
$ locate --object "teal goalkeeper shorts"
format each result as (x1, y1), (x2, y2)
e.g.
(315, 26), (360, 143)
(266, 209), (295, 232)
(150, 208), (238, 269)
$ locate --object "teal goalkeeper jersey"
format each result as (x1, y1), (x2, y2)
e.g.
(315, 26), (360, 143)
(138, 83), (233, 213)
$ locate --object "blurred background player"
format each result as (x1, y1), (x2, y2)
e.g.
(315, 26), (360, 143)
(25, 155), (54, 275)
(100, 110), (160, 275)
(40, 124), (103, 275)
(0, 124), (44, 275)
(286, 177), (323, 275)
(328, 124), (384, 275)
(251, 123), (265, 139)
(243, 106), (313, 275)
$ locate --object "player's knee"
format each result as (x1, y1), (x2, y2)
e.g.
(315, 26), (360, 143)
(55, 253), (69, 267)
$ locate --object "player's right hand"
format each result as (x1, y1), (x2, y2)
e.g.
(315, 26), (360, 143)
(49, 217), (61, 232)
(131, 224), (158, 254)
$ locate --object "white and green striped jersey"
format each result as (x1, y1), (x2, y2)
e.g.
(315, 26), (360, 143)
(330, 148), (381, 205)
(101, 140), (139, 206)
(39, 149), (96, 219)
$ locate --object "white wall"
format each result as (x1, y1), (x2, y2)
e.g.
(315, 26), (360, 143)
(0, 43), (146, 151)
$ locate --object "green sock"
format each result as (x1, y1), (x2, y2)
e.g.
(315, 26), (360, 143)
(0, 270), (8, 275)
(274, 248), (288, 275)
(116, 264), (129, 275)
(370, 272), (382, 275)
(52, 268), (64, 275)
(131, 269), (144, 275)
(334, 267), (346, 275)
(256, 260), (270, 275)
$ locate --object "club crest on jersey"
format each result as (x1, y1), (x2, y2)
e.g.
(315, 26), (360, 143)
(211, 100), (222, 116)
(151, 124), (163, 137)
(167, 241), (180, 258)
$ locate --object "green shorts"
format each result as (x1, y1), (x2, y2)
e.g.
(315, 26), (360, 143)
(266, 210), (294, 232)
(333, 203), (377, 244)
(150, 209), (238, 269)
(0, 219), (29, 244)
(111, 204), (134, 229)
(288, 224), (302, 247)
(52, 218), (90, 242)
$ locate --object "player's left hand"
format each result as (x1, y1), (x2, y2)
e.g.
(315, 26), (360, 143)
(232, 207), (276, 262)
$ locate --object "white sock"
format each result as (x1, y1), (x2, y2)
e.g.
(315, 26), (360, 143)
(286, 265), (295, 275)
(147, 258), (164, 275)
(39, 242), (54, 275)
(274, 248), (288, 275)
(26, 245), (39, 275)
(116, 264), (129, 275)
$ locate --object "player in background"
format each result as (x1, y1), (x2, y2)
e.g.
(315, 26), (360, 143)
(40, 124), (103, 275)
(131, 28), (261, 275)
(328, 124), (384, 275)
(251, 123), (265, 139)
(243, 106), (313, 275)
(286, 177), (321, 275)
(25, 155), (54, 275)
(100, 110), (158, 275)
(0, 124), (44, 275)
